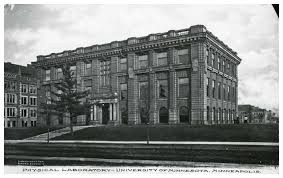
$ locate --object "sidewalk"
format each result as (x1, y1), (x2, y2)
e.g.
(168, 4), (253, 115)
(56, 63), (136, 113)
(23, 125), (94, 141)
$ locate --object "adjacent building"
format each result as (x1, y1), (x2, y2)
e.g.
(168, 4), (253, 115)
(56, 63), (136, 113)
(32, 25), (241, 126)
(238, 104), (278, 124)
(4, 62), (38, 128)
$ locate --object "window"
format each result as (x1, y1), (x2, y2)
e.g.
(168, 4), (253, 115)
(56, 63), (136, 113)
(223, 59), (226, 72)
(157, 52), (167, 66)
(84, 79), (92, 91)
(120, 83), (127, 101)
(5, 81), (16, 90)
(21, 96), (28, 105)
(211, 53), (215, 67)
(46, 91), (51, 104)
(212, 80), (216, 98)
(21, 84), (28, 93)
(29, 85), (37, 94)
(30, 109), (37, 118)
(206, 49), (209, 65)
(218, 82), (221, 100)
(179, 78), (189, 98)
(56, 68), (63, 79)
(21, 108), (28, 118)
(228, 86), (230, 101)
(218, 108), (222, 123)
(30, 97), (37, 106)
(6, 107), (16, 117)
(138, 55), (148, 69)
(70, 65), (77, 77)
(45, 69), (50, 81)
(223, 84), (226, 101)
(227, 62), (230, 74)
(85, 62), (92, 76)
(100, 60), (110, 86)
(218, 57), (221, 70)
(207, 106), (210, 122)
(179, 106), (190, 123)
(206, 78), (210, 97)
(158, 80), (168, 98)
(6, 94), (16, 104)
(178, 49), (189, 64)
(120, 58), (127, 71)
(7, 121), (10, 127)
(212, 107), (215, 122)
(139, 82), (148, 100)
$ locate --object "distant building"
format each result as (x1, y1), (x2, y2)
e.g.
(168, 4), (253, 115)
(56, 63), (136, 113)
(4, 62), (38, 128)
(238, 104), (277, 124)
(32, 25), (241, 126)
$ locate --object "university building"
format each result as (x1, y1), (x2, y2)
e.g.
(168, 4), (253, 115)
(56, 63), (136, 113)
(4, 62), (38, 128)
(32, 25), (241, 126)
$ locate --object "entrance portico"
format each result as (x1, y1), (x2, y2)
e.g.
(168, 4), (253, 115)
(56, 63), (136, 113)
(90, 98), (119, 125)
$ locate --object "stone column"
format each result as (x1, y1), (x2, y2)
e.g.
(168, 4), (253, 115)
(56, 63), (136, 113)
(90, 105), (94, 121)
(109, 103), (113, 121)
(113, 103), (117, 121)
(127, 53), (139, 125)
(94, 105), (97, 121)
(190, 43), (206, 125)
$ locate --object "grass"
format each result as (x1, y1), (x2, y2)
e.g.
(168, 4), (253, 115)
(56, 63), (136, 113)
(4, 126), (64, 140)
(53, 124), (279, 142)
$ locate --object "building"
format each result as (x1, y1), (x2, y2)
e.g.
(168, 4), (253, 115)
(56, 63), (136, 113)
(238, 104), (276, 124)
(4, 62), (38, 128)
(32, 25), (241, 126)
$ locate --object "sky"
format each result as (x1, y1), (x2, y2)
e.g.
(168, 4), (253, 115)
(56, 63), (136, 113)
(4, 4), (279, 112)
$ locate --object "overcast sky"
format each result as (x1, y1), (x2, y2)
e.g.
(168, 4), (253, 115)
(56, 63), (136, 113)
(4, 4), (278, 112)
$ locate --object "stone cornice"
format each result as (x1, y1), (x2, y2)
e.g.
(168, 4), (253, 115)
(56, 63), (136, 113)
(32, 25), (241, 68)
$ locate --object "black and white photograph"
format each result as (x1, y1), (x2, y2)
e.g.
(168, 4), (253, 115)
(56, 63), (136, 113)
(3, 2), (280, 175)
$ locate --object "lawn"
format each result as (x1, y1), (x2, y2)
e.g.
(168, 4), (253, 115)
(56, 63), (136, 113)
(4, 126), (64, 140)
(53, 124), (279, 142)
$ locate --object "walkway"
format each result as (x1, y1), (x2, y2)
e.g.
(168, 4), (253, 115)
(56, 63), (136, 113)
(23, 125), (94, 141)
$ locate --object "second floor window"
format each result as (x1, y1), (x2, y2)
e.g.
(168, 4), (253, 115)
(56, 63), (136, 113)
(218, 57), (221, 70)
(21, 96), (28, 105)
(85, 62), (92, 76)
(139, 82), (149, 100)
(70, 65), (77, 77)
(138, 55), (148, 69)
(100, 60), (110, 86)
(56, 68), (63, 79)
(6, 107), (16, 117)
(21, 84), (28, 93)
(21, 108), (28, 118)
(158, 80), (168, 98)
(120, 83), (127, 100)
(212, 80), (216, 98)
(157, 52), (167, 66)
(218, 82), (221, 100)
(206, 78), (209, 97)
(179, 78), (189, 98)
(5, 94), (16, 104)
(84, 79), (92, 91)
(120, 58), (127, 71)
(29, 85), (37, 94)
(178, 49), (189, 64)
(30, 97), (37, 106)
(211, 53), (215, 68)
(30, 109), (37, 118)
(45, 69), (50, 81)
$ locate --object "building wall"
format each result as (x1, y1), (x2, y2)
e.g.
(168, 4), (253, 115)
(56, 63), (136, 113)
(4, 66), (38, 128)
(33, 25), (241, 126)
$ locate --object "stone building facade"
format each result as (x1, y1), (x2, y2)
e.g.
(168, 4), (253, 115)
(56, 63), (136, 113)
(32, 25), (241, 126)
(4, 62), (38, 128)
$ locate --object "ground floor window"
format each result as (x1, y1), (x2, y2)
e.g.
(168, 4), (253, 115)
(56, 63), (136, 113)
(159, 107), (169, 124)
(179, 106), (190, 124)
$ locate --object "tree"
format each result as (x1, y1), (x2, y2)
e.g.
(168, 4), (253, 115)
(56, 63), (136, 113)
(42, 64), (90, 135)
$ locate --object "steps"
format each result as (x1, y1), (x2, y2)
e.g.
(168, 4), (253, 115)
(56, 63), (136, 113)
(24, 125), (93, 141)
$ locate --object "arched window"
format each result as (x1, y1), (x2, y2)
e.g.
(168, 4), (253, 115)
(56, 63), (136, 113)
(159, 107), (169, 124)
(179, 106), (190, 124)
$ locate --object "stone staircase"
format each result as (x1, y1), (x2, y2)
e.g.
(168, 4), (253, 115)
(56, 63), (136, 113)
(24, 125), (93, 141)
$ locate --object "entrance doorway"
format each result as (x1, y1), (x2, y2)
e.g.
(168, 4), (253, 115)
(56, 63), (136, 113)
(102, 103), (110, 124)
